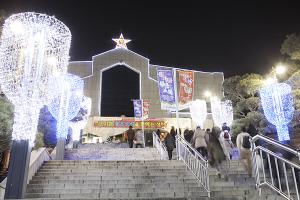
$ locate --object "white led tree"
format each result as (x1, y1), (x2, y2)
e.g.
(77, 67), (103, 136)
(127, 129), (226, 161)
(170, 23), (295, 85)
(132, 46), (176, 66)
(0, 12), (71, 198)
(260, 83), (294, 141)
(69, 96), (91, 148)
(48, 73), (83, 159)
(189, 99), (207, 128)
(211, 97), (233, 128)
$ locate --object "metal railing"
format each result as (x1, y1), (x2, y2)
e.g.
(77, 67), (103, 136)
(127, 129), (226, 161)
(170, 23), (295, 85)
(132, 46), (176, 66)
(251, 134), (300, 200)
(176, 134), (210, 197)
(152, 132), (168, 160)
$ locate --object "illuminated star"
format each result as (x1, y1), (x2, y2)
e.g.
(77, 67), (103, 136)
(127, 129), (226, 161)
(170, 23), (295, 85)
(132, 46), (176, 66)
(113, 33), (131, 49)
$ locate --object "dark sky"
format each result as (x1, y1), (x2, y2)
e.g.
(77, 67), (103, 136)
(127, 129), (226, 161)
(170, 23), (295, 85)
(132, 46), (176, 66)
(2, 0), (300, 77)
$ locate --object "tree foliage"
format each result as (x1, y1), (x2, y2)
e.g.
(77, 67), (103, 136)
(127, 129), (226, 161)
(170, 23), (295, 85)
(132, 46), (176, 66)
(281, 34), (300, 61)
(223, 74), (266, 138)
(0, 95), (14, 152)
(37, 106), (57, 147)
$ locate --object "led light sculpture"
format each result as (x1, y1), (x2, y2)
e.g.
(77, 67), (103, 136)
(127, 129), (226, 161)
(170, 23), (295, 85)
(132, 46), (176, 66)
(211, 97), (233, 128)
(69, 96), (91, 148)
(0, 12), (71, 198)
(48, 73), (83, 159)
(221, 100), (234, 126)
(260, 83), (294, 141)
(189, 99), (207, 128)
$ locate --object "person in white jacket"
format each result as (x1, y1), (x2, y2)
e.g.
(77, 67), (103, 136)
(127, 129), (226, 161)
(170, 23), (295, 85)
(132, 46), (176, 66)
(192, 126), (207, 158)
(236, 127), (252, 177)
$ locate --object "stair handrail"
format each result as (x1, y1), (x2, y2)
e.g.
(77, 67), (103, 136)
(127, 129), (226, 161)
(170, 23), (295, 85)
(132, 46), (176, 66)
(251, 134), (300, 200)
(176, 134), (210, 198)
(152, 132), (168, 160)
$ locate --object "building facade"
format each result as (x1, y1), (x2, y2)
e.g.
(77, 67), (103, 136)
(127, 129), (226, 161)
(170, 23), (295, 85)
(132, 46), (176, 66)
(68, 40), (224, 118)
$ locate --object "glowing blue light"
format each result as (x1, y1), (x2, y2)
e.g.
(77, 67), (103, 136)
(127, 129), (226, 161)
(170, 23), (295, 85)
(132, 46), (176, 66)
(260, 83), (294, 141)
(0, 12), (71, 146)
(48, 73), (84, 139)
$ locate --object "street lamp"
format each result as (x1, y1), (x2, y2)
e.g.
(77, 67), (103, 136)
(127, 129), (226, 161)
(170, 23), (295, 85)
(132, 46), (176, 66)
(204, 90), (212, 98)
(271, 63), (287, 80)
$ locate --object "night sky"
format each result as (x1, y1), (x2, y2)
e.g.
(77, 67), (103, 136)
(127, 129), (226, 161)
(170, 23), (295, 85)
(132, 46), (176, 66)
(2, 1), (300, 77)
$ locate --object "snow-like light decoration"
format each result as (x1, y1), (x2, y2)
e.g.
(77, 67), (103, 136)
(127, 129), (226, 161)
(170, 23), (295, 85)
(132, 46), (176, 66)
(260, 83), (294, 141)
(112, 33), (131, 49)
(189, 99), (207, 128)
(221, 100), (233, 126)
(48, 74), (84, 139)
(69, 96), (91, 141)
(211, 97), (233, 128)
(0, 12), (71, 146)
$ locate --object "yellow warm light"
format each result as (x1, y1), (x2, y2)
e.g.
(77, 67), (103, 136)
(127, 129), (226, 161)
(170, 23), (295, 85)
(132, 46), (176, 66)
(204, 91), (211, 97)
(264, 77), (277, 85)
(275, 64), (286, 75)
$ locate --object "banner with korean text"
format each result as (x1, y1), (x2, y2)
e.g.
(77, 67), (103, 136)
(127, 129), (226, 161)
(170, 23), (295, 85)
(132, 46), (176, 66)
(133, 100), (142, 119)
(143, 100), (150, 119)
(157, 67), (176, 110)
(178, 70), (194, 109)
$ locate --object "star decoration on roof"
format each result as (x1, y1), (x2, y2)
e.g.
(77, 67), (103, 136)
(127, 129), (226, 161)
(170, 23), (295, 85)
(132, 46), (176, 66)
(113, 33), (131, 49)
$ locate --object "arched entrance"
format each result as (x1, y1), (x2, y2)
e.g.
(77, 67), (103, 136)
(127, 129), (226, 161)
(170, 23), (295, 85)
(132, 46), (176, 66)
(100, 64), (140, 117)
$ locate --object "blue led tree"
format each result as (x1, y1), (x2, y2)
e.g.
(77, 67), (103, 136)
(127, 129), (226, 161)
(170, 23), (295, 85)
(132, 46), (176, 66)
(260, 83), (294, 141)
(48, 73), (83, 159)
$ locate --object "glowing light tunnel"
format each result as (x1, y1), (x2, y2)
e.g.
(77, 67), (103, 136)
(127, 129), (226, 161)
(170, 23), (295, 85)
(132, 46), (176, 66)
(260, 83), (294, 141)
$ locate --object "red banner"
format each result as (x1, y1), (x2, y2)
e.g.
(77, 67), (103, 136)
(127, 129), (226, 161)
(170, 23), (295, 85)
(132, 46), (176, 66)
(178, 70), (194, 105)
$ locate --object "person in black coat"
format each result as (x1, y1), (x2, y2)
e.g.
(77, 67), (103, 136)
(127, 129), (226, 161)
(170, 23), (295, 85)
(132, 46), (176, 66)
(165, 132), (175, 160)
(156, 129), (161, 139)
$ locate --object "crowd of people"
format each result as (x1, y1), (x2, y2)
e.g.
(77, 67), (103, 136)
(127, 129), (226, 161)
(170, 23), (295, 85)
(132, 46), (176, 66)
(123, 123), (300, 193)
(123, 123), (256, 178)
(160, 122), (255, 178)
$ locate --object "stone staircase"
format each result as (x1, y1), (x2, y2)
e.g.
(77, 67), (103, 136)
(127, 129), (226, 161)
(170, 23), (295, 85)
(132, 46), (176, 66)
(22, 144), (287, 200)
(64, 143), (162, 160)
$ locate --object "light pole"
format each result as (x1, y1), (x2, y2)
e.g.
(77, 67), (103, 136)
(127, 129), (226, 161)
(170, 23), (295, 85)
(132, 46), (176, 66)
(264, 64), (287, 85)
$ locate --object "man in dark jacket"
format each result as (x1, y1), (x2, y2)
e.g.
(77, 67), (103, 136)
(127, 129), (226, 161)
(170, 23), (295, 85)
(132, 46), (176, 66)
(165, 132), (175, 160)
(126, 126), (135, 148)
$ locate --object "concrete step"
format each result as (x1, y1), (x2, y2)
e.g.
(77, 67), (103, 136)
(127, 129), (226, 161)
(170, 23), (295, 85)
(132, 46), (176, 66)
(27, 182), (200, 189)
(29, 179), (199, 185)
(25, 191), (208, 199)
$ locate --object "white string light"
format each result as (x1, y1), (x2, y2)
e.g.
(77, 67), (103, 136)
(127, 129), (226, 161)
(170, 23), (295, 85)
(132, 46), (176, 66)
(211, 97), (233, 128)
(0, 12), (71, 146)
(189, 99), (207, 128)
(260, 83), (294, 141)
(221, 100), (233, 126)
(69, 96), (91, 141)
(48, 74), (84, 139)
(112, 33), (131, 49)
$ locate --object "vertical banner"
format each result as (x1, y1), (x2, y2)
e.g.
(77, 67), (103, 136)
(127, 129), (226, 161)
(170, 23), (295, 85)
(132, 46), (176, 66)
(157, 67), (176, 110)
(143, 100), (150, 119)
(178, 70), (194, 109)
(133, 100), (142, 119)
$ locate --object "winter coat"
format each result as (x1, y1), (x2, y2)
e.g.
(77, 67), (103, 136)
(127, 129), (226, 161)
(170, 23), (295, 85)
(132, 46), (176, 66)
(165, 133), (175, 150)
(236, 132), (250, 150)
(127, 129), (135, 141)
(221, 138), (234, 159)
(208, 130), (226, 166)
(135, 130), (144, 144)
(192, 128), (207, 148)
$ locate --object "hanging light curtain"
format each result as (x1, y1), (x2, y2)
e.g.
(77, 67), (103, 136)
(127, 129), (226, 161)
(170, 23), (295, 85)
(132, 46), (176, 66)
(189, 99), (207, 128)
